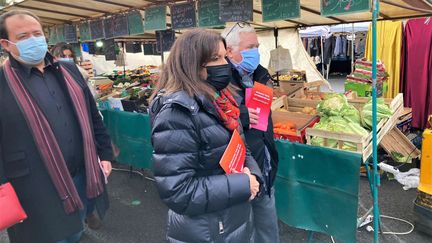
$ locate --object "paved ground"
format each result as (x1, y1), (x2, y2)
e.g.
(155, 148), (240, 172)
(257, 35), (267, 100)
(1, 164), (431, 243)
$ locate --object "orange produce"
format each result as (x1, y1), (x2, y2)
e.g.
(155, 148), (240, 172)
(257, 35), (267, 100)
(273, 121), (297, 136)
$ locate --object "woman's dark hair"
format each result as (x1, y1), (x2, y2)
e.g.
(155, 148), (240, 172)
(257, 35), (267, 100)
(151, 29), (226, 101)
(52, 42), (77, 63)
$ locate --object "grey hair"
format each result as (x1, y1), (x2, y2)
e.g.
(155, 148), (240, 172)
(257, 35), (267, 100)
(221, 23), (256, 48)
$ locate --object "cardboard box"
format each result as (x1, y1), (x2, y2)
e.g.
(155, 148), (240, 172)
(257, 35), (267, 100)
(345, 80), (385, 97)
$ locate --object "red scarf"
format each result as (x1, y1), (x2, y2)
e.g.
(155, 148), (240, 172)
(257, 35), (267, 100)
(213, 89), (240, 131)
(3, 60), (104, 214)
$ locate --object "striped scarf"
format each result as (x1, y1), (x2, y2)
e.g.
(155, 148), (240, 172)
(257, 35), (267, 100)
(3, 60), (104, 214)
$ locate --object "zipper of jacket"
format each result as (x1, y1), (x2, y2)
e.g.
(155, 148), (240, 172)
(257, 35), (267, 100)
(218, 219), (224, 235)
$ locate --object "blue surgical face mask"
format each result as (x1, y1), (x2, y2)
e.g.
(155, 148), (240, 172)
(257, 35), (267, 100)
(8, 36), (48, 66)
(59, 57), (74, 63)
(236, 48), (260, 74)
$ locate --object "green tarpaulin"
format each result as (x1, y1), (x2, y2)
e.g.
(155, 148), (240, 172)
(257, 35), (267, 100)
(101, 110), (153, 169)
(275, 140), (362, 243)
(101, 110), (362, 242)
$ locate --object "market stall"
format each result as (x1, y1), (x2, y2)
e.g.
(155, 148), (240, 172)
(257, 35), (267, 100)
(2, 1), (432, 242)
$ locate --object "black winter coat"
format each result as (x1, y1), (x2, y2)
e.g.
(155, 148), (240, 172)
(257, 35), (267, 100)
(0, 56), (113, 243)
(230, 62), (279, 193)
(150, 91), (263, 243)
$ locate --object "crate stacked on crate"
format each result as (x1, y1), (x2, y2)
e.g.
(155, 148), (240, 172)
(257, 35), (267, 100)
(274, 70), (306, 96)
(345, 59), (388, 97)
(305, 93), (404, 162)
(271, 95), (320, 143)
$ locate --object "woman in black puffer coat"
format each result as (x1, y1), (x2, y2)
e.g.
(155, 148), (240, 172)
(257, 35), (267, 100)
(150, 29), (262, 243)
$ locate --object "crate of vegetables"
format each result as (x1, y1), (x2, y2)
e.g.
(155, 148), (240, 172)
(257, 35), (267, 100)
(272, 111), (319, 143)
(271, 95), (318, 116)
(305, 93), (404, 161)
(287, 89), (330, 110)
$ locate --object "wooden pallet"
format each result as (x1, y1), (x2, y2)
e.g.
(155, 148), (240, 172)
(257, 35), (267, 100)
(305, 93), (404, 162)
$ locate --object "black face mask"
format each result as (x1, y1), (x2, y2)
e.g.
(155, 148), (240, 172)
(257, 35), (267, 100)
(206, 64), (232, 91)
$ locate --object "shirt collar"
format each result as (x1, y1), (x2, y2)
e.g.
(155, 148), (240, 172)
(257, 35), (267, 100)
(9, 52), (55, 77)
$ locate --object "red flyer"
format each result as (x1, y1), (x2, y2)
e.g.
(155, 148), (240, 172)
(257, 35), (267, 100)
(246, 82), (273, 131)
(219, 130), (246, 174)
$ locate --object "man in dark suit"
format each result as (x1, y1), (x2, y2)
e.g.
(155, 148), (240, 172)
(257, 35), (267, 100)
(0, 10), (113, 243)
(222, 23), (280, 243)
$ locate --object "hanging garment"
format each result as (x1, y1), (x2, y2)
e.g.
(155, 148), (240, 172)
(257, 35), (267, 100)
(323, 36), (335, 65)
(355, 36), (366, 58)
(365, 21), (403, 98)
(342, 36), (348, 57)
(268, 46), (293, 74)
(334, 36), (342, 56)
(400, 18), (432, 129)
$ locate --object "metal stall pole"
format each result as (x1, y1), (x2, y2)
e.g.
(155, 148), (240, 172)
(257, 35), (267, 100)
(371, 0), (381, 242)
(274, 28), (279, 86)
(320, 36), (324, 76)
(352, 23), (355, 72)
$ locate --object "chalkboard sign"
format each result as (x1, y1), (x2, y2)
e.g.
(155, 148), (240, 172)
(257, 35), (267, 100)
(198, 0), (225, 28)
(104, 17), (115, 39)
(79, 22), (91, 42)
(90, 19), (105, 40)
(128, 10), (144, 35)
(144, 5), (166, 31)
(104, 39), (117, 61)
(171, 2), (197, 30)
(156, 29), (175, 53)
(64, 24), (78, 43)
(219, 0), (253, 22)
(321, 0), (370, 16)
(113, 14), (129, 38)
(143, 43), (157, 55)
(48, 26), (58, 45)
(56, 25), (65, 43)
(125, 42), (142, 53)
(262, 0), (300, 22)
(71, 43), (82, 58)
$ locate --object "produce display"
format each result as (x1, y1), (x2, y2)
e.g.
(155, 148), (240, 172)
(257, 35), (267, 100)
(274, 122), (297, 136)
(302, 106), (317, 115)
(96, 65), (160, 113)
(277, 70), (306, 82)
(316, 94), (361, 124)
(103, 65), (158, 87)
(297, 92), (326, 101)
(310, 93), (393, 151)
(360, 98), (393, 129)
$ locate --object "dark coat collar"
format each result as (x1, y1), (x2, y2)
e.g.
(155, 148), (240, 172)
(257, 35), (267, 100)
(151, 90), (219, 119)
(9, 52), (56, 78)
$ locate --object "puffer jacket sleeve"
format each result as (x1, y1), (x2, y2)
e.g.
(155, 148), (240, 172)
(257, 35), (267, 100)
(151, 107), (252, 216)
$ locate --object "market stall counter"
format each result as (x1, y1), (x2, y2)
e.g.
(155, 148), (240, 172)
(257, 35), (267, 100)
(100, 109), (362, 242)
(100, 109), (153, 169)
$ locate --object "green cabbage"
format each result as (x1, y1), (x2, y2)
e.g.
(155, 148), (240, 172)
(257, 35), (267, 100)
(361, 98), (393, 129)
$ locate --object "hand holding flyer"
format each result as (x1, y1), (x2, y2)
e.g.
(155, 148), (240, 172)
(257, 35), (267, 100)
(246, 82), (273, 131)
(219, 130), (246, 174)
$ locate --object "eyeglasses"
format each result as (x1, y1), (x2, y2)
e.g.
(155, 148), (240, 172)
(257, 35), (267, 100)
(224, 22), (251, 40)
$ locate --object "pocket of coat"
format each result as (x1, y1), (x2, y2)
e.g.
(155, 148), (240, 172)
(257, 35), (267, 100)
(4, 151), (30, 179)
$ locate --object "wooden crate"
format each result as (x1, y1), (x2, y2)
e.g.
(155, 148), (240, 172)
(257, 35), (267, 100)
(278, 81), (304, 96)
(380, 127), (421, 162)
(271, 95), (317, 115)
(305, 93), (404, 162)
(272, 111), (319, 143)
(287, 89), (329, 109)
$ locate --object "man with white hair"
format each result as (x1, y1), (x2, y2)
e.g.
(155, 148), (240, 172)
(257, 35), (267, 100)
(222, 22), (280, 243)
